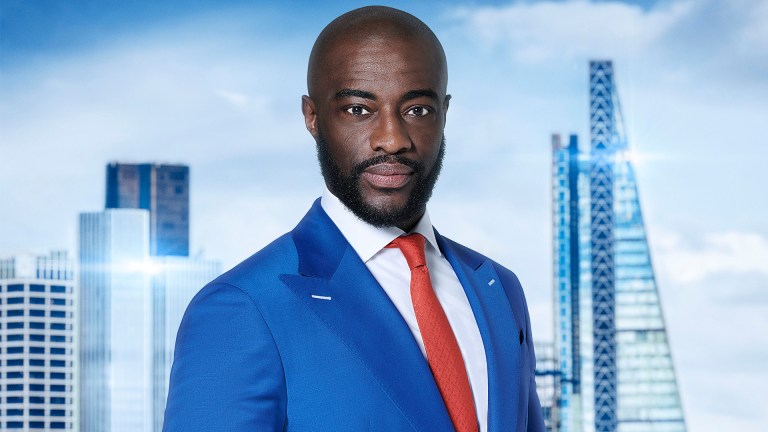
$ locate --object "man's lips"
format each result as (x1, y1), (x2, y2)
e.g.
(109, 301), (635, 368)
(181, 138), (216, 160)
(360, 163), (414, 189)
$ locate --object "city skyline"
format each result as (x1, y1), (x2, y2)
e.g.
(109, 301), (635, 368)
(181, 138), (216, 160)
(2, 1), (767, 431)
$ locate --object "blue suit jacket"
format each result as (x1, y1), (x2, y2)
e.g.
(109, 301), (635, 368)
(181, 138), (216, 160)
(164, 200), (545, 432)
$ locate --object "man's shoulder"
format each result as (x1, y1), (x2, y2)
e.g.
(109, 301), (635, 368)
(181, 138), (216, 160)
(214, 232), (299, 288)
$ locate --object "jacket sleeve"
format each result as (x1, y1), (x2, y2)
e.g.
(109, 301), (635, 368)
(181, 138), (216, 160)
(163, 282), (286, 431)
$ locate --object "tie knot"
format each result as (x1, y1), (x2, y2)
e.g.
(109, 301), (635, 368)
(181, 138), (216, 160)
(387, 233), (427, 269)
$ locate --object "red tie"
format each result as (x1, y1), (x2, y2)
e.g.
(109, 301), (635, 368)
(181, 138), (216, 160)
(388, 234), (479, 432)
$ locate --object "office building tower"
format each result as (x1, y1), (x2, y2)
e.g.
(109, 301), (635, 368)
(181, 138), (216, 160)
(0, 251), (76, 431)
(551, 61), (686, 432)
(79, 208), (219, 432)
(79, 209), (153, 432)
(105, 163), (190, 257)
(534, 342), (561, 432)
(150, 256), (219, 432)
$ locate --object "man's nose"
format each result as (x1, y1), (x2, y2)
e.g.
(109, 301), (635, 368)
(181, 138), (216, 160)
(369, 109), (411, 154)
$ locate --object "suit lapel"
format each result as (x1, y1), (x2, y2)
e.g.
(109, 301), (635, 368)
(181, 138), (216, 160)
(280, 200), (453, 432)
(437, 233), (522, 432)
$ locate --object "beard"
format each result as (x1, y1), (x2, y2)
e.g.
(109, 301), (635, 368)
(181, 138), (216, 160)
(315, 130), (445, 228)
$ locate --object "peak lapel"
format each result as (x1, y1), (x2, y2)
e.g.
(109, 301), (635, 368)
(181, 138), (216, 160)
(437, 233), (522, 432)
(281, 200), (454, 432)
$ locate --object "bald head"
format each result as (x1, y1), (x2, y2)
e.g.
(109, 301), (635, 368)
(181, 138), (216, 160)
(307, 6), (448, 98)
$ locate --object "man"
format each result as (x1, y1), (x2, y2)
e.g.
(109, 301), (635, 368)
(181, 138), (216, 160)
(164, 6), (544, 432)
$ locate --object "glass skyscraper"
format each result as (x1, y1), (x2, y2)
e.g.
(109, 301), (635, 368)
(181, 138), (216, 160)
(551, 61), (686, 432)
(79, 209), (154, 432)
(150, 256), (219, 432)
(79, 207), (220, 432)
(0, 251), (76, 431)
(105, 163), (190, 257)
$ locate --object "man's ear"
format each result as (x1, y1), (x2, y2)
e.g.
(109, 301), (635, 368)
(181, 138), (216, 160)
(301, 95), (319, 139)
(442, 94), (451, 126)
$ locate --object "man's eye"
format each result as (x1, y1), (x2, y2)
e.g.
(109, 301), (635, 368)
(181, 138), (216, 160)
(346, 106), (371, 116)
(405, 106), (431, 117)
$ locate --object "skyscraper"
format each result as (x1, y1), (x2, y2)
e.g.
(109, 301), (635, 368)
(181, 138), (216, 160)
(105, 163), (190, 257)
(149, 256), (219, 432)
(79, 207), (219, 432)
(551, 61), (686, 432)
(79, 209), (153, 432)
(0, 251), (76, 431)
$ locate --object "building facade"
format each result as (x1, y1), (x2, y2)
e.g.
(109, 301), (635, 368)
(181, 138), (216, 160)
(534, 342), (561, 432)
(105, 163), (190, 257)
(149, 256), (219, 432)
(79, 209), (153, 432)
(551, 61), (686, 432)
(79, 208), (219, 432)
(0, 251), (76, 431)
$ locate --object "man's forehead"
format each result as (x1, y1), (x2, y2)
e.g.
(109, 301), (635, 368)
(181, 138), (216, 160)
(307, 7), (447, 99)
(317, 38), (446, 96)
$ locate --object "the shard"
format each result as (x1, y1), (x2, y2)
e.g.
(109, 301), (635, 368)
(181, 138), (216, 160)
(550, 61), (686, 432)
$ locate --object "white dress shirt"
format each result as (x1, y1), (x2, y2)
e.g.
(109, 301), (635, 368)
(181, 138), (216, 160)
(321, 187), (489, 432)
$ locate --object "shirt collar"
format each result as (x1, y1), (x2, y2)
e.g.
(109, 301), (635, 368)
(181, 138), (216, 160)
(320, 186), (441, 263)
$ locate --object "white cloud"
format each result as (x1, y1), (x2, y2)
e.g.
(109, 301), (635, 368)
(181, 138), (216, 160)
(654, 230), (768, 284)
(450, 0), (693, 63)
(215, 89), (250, 108)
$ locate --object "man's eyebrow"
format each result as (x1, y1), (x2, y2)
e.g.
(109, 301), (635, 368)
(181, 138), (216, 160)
(334, 89), (376, 101)
(402, 89), (439, 101)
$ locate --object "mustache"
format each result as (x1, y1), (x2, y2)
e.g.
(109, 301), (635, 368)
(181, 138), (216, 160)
(351, 154), (423, 177)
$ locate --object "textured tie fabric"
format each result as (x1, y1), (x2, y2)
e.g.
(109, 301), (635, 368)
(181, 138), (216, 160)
(387, 233), (479, 432)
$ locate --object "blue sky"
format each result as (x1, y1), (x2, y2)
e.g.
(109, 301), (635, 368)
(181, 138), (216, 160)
(2, 1), (767, 430)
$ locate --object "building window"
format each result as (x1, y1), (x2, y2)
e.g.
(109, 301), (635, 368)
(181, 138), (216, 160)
(30, 334), (45, 342)
(7, 372), (23, 379)
(50, 385), (66, 392)
(7, 309), (24, 317)
(50, 285), (67, 293)
(50, 347), (67, 355)
(30, 322), (45, 329)
(50, 360), (67, 368)
(30, 359), (45, 366)
(50, 335), (68, 343)
(7, 334), (24, 341)
(6, 409), (24, 416)
(30, 284), (45, 292)
(30, 396), (45, 404)
(7, 322), (24, 329)
(30, 310), (45, 317)
(7, 359), (24, 366)
(6, 384), (23, 391)
(51, 298), (68, 306)
(7, 347), (24, 354)
(30, 409), (45, 416)
(7, 297), (24, 304)
(30, 347), (44, 354)
(7, 284), (24, 292)
(51, 311), (67, 318)
(30, 384), (44, 391)
(30, 297), (45, 304)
